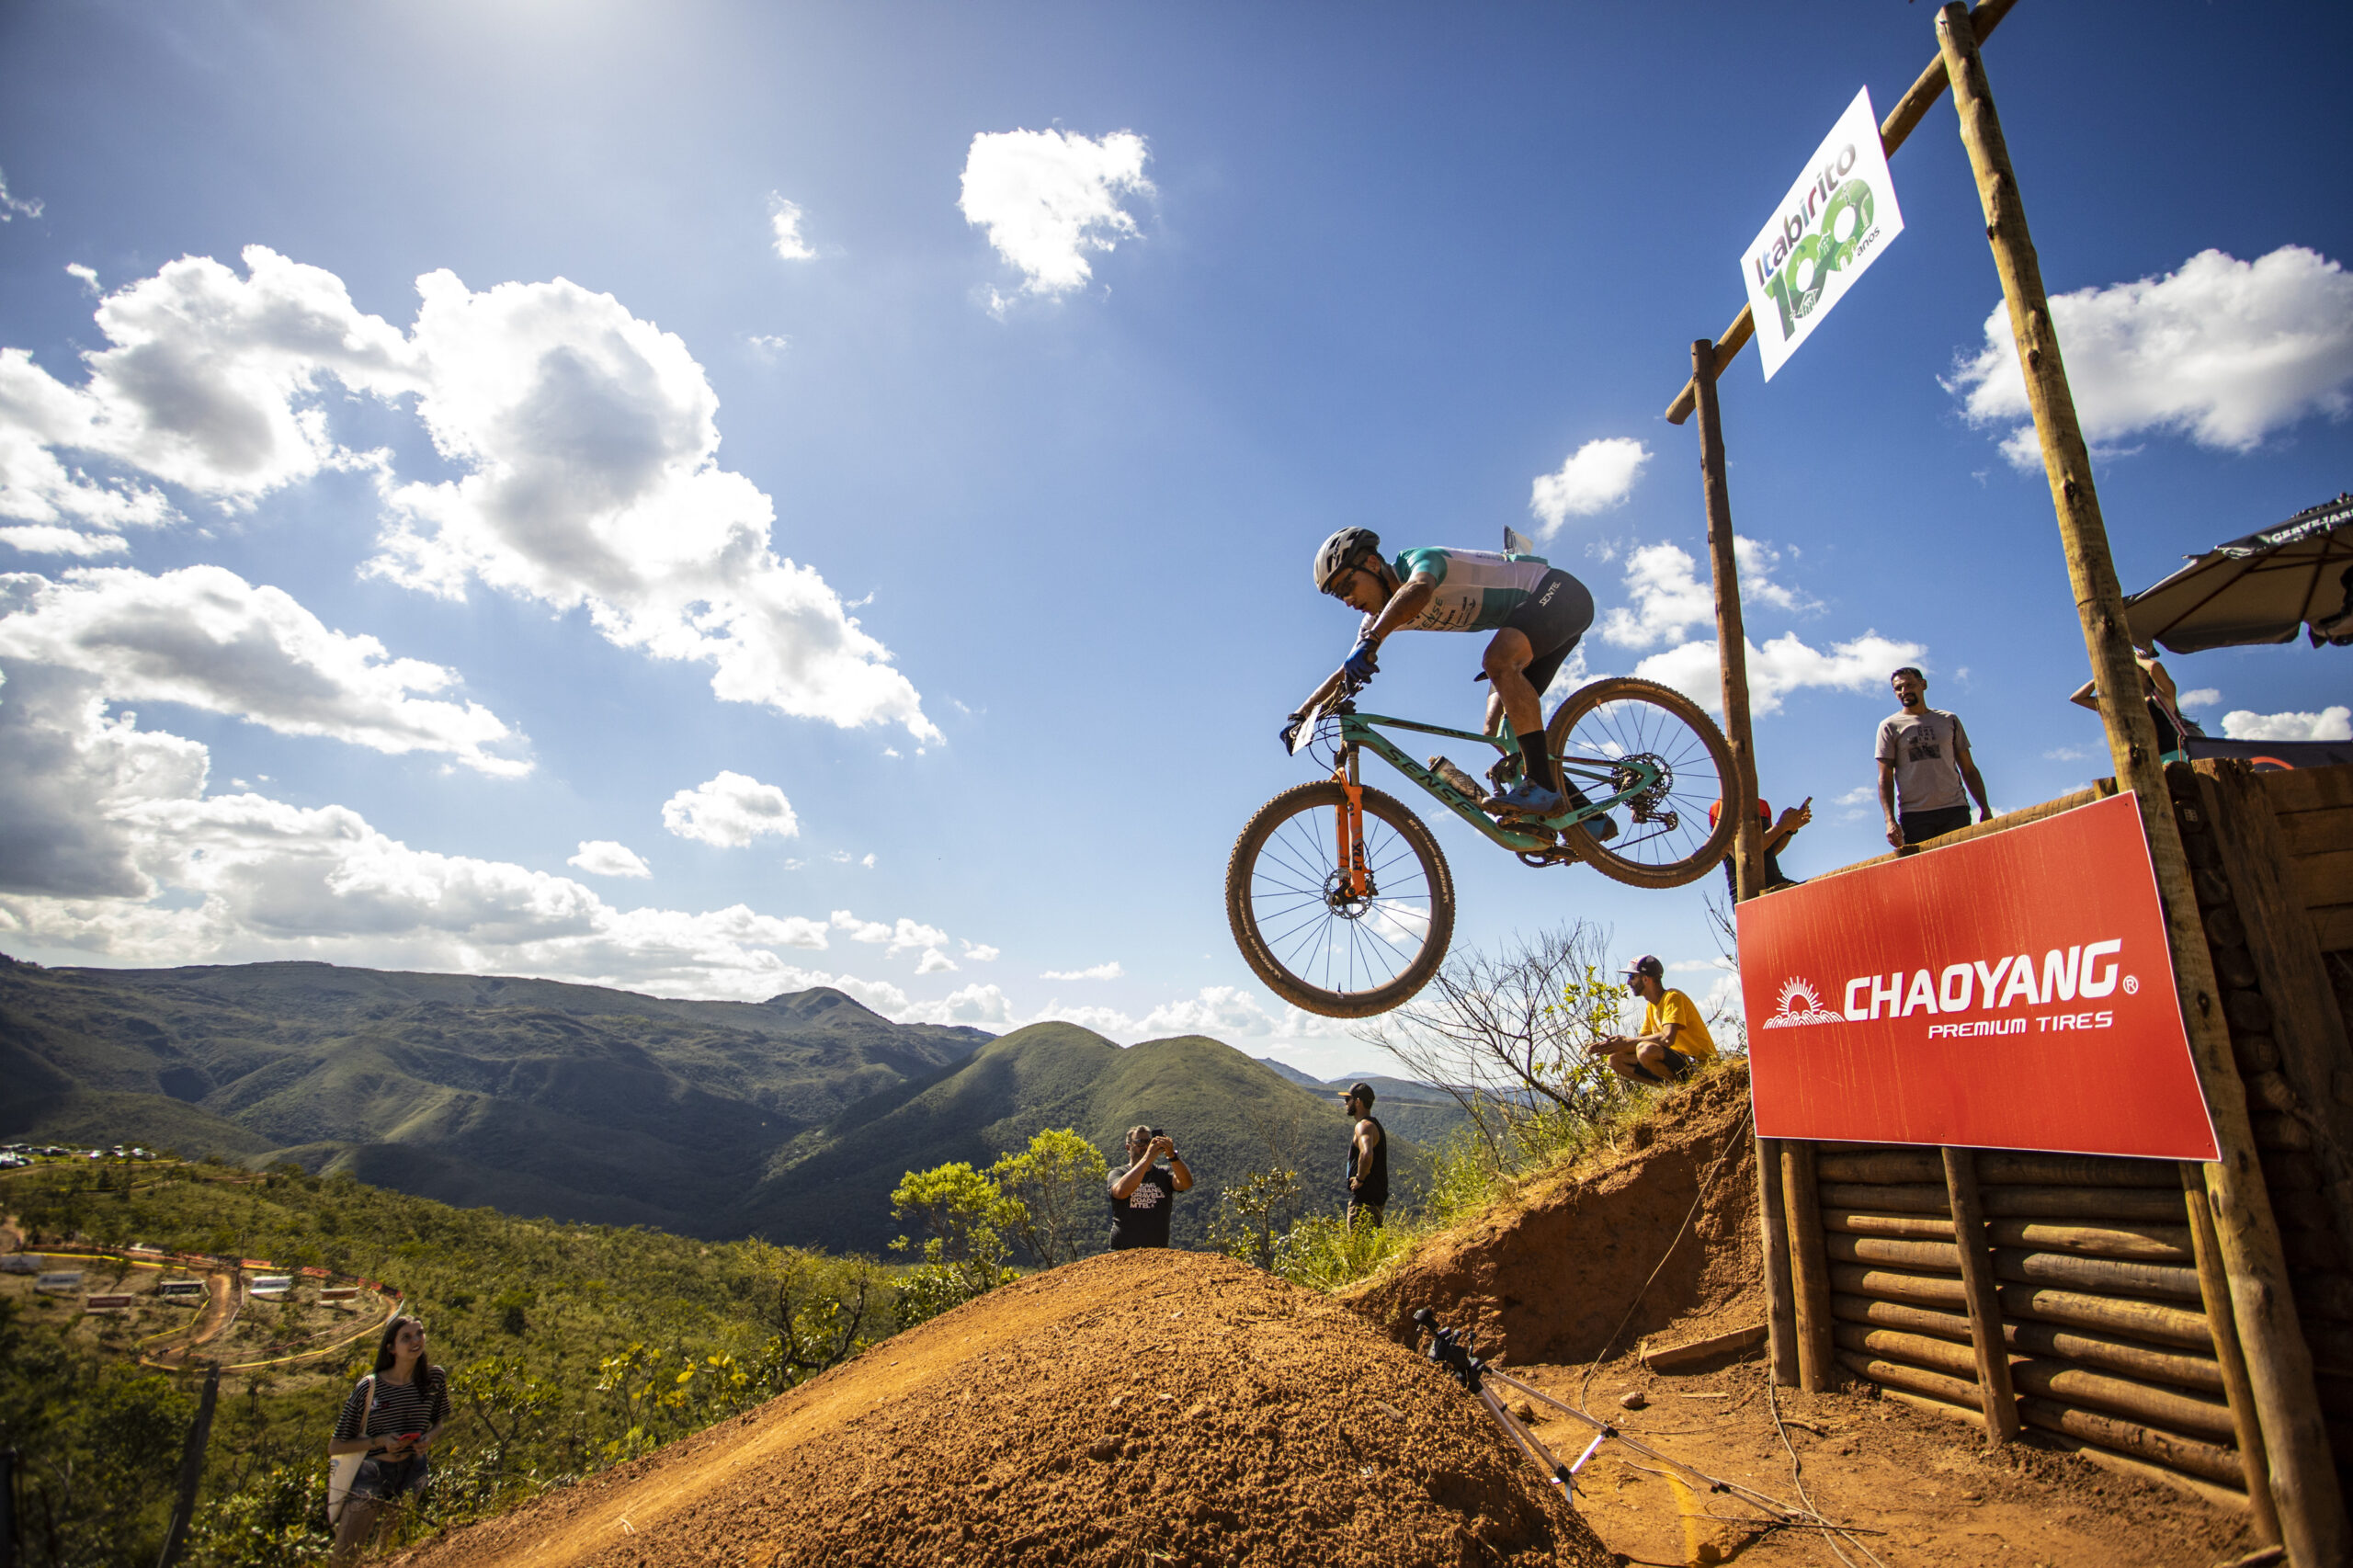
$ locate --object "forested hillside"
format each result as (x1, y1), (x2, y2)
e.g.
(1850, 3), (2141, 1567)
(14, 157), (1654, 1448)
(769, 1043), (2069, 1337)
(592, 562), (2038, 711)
(0, 956), (989, 1236)
(745, 1024), (1427, 1251)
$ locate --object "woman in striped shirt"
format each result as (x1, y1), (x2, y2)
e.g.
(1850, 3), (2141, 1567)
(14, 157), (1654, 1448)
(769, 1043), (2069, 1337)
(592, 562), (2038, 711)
(329, 1316), (450, 1564)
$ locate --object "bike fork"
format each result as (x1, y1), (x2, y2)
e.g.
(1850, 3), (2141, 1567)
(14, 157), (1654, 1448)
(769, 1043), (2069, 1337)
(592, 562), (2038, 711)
(1334, 747), (1370, 898)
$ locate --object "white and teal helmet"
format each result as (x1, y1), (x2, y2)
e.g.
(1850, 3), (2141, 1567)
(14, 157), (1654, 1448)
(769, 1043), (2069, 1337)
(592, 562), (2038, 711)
(1313, 528), (1382, 594)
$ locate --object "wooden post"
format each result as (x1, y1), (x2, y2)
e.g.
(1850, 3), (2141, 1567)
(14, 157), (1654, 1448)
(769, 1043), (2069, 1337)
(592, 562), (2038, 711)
(1941, 1146), (2022, 1443)
(1689, 339), (1765, 899)
(1756, 1134), (1800, 1386)
(2185, 1163), (2285, 1546)
(1782, 1141), (1835, 1391)
(1935, 9), (2347, 1562)
(153, 1363), (220, 1568)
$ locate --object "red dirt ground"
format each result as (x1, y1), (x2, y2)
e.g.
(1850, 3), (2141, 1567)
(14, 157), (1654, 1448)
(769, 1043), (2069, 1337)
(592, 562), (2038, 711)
(400, 1062), (2263, 1568)
(402, 1249), (1611, 1568)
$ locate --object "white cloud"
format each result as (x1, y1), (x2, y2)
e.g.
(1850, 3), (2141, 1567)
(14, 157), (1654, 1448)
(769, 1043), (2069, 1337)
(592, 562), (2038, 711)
(0, 525), (131, 556)
(2177, 687), (2220, 710)
(2221, 706), (2352, 743)
(65, 264), (99, 296)
(0, 246), (938, 740)
(915, 947), (958, 975)
(0, 690), (865, 996)
(745, 334), (790, 358)
(961, 940), (999, 962)
(767, 195), (815, 262)
(896, 983), (1015, 1028)
(0, 565), (528, 774)
(662, 771), (800, 847)
(1947, 245), (2353, 468)
(959, 129), (1152, 307)
(1731, 537), (1816, 615)
(371, 267), (939, 741)
(1040, 960), (1122, 982)
(568, 840), (651, 879)
(1529, 437), (1650, 534)
(1600, 540), (1814, 650)
(0, 168), (41, 222)
(1600, 543), (1715, 650)
(1632, 630), (1925, 718)
(2043, 745), (2097, 762)
(829, 909), (949, 957)
(1835, 783), (1876, 823)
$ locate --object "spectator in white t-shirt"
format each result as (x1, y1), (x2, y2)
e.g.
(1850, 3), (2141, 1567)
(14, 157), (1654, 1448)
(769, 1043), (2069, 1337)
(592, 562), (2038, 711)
(1876, 666), (1992, 848)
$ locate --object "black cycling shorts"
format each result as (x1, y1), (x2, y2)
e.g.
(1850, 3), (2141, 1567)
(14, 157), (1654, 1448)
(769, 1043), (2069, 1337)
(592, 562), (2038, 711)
(1503, 569), (1595, 696)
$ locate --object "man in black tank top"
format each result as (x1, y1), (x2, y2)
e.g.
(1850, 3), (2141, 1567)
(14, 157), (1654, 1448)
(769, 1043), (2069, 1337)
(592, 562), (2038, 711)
(1340, 1082), (1389, 1228)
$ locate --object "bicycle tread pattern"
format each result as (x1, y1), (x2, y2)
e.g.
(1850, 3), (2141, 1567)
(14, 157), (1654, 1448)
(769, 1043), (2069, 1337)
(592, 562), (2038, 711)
(1224, 779), (1455, 1018)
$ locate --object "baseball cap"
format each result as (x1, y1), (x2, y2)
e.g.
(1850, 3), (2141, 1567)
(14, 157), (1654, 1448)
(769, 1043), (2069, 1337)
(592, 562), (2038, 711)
(1622, 955), (1665, 981)
(1706, 798), (1771, 829)
(1338, 1081), (1377, 1105)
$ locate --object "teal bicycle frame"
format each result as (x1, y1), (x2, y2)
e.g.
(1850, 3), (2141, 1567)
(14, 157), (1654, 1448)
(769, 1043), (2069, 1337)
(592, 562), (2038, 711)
(1329, 703), (1665, 856)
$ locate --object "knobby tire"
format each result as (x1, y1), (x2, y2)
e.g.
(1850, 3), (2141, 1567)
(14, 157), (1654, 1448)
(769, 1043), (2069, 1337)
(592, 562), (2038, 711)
(1224, 780), (1455, 1018)
(1548, 676), (1740, 890)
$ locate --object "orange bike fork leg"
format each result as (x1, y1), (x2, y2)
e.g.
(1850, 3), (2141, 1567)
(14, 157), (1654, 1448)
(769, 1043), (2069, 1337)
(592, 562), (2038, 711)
(1335, 775), (1370, 897)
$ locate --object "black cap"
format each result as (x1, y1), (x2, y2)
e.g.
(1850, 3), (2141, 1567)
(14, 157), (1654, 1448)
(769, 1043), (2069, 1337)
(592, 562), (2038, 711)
(1340, 1081), (1376, 1105)
(1623, 955), (1665, 981)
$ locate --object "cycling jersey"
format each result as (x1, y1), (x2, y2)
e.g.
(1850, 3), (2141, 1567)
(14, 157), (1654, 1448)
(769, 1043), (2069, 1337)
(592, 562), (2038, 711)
(1367, 548), (1555, 634)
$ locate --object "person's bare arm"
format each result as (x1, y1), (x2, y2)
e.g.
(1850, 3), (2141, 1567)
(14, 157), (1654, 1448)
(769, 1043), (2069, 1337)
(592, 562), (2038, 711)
(1166, 1150), (1193, 1194)
(1879, 758), (1901, 848)
(1956, 733), (1993, 822)
(1291, 666), (1347, 723)
(1358, 572), (1438, 649)
(1762, 799), (1812, 857)
(1111, 1136), (1175, 1199)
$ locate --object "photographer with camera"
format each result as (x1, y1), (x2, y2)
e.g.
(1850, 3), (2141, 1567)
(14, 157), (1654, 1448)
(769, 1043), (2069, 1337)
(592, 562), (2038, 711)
(1107, 1125), (1193, 1249)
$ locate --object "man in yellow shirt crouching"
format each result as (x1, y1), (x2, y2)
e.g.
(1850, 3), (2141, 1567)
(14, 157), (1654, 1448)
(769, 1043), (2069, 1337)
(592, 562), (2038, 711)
(1591, 954), (1718, 1086)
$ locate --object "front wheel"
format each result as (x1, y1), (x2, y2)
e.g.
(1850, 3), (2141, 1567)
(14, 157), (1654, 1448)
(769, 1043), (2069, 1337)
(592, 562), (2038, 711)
(1225, 780), (1455, 1018)
(1548, 676), (1740, 889)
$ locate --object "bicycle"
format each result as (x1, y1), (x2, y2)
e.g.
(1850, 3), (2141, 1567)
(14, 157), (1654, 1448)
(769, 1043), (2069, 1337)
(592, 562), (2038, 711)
(1224, 670), (1740, 1017)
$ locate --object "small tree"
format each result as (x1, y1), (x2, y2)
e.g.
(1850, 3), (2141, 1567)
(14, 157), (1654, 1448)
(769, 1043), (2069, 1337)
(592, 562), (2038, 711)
(1357, 923), (1631, 1176)
(988, 1129), (1108, 1268)
(888, 1163), (1022, 1327)
(1207, 1163), (1302, 1272)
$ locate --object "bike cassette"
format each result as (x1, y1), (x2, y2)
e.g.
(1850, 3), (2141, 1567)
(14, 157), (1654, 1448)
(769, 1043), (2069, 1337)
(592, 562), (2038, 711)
(1615, 755), (1678, 826)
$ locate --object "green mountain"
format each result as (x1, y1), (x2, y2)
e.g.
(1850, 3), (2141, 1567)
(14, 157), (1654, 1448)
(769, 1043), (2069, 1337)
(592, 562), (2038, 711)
(0, 954), (989, 1236)
(742, 1023), (1418, 1251)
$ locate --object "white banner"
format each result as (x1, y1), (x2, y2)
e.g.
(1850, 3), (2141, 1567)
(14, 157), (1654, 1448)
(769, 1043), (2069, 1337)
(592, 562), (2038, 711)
(1742, 87), (1904, 381)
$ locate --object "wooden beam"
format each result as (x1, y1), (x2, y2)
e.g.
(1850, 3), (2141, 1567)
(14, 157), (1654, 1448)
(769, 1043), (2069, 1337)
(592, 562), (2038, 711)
(2186, 1162), (2285, 1547)
(1756, 1134), (1800, 1386)
(1689, 338), (1764, 901)
(1945, 1146), (2022, 1442)
(1663, 0), (2020, 424)
(1783, 1141), (1836, 1391)
(1934, 10), (2345, 1562)
(2196, 761), (2353, 1278)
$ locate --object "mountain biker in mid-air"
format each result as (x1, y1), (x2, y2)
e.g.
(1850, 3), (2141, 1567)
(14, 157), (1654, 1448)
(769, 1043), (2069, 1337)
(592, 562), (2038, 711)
(1288, 528), (1615, 834)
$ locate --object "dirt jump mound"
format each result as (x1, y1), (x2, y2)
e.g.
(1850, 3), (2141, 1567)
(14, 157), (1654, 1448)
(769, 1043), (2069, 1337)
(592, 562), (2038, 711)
(409, 1249), (1610, 1568)
(1351, 1064), (1760, 1366)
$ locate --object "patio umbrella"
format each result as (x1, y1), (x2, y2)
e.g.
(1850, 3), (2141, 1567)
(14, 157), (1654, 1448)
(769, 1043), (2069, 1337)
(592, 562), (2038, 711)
(2125, 493), (2353, 653)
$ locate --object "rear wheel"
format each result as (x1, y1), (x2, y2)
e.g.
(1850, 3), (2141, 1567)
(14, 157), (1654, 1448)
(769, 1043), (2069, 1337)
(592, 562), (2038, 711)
(1547, 676), (1739, 889)
(1225, 780), (1455, 1017)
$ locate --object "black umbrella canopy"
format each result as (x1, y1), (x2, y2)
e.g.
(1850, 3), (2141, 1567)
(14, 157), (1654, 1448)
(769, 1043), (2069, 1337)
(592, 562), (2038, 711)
(2125, 493), (2353, 654)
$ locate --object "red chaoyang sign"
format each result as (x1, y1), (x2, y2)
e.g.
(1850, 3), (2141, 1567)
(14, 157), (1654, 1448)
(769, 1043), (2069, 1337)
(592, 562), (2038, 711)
(1738, 791), (2218, 1159)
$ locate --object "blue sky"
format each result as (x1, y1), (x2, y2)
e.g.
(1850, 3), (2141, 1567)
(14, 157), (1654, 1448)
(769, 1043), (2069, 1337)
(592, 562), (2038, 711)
(0, 0), (2347, 1078)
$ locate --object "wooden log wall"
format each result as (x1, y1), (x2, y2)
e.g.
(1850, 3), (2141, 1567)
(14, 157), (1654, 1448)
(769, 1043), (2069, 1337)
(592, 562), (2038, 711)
(1777, 761), (2353, 1525)
(2190, 760), (2353, 1506)
(1817, 1144), (2254, 1499)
